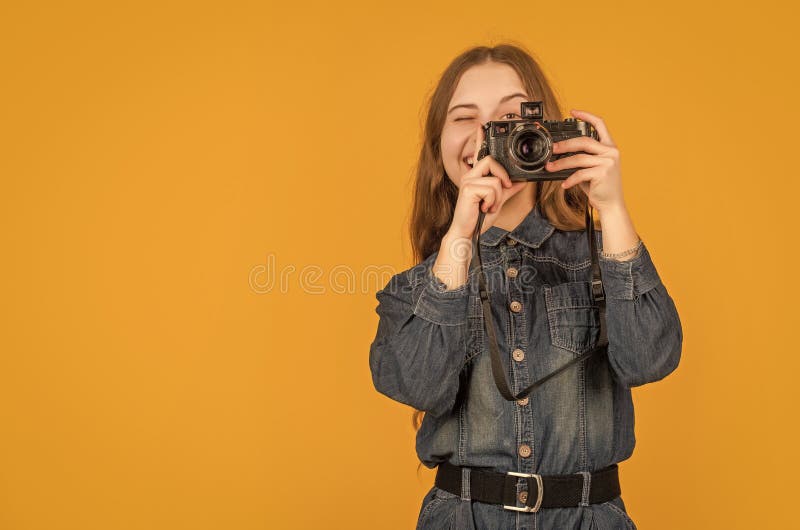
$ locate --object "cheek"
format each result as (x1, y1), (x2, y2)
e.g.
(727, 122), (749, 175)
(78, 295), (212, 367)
(440, 125), (466, 170)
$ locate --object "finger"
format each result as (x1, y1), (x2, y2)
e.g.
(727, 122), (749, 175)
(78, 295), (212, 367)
(552, 135), (610, 156)
(462, 170), (509, 190)
(482, 187), (498, 212)
(485, 178), (505, 212)
(475, 155), (513, 188)
(569, 109), (615, 146)
(560, 167), (599, 190)
(488, 177), (506, 212)
(546, 153), (607, 172)
(474, 125), (511, 188)
(465, 180), (499, 211)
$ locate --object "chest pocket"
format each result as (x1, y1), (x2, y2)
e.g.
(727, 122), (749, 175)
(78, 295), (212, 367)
(543, 280), (600, 356)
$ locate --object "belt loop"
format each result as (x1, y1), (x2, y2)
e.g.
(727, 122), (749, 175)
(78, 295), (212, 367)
(578, 471), (591, 506)
(461, 467), (471, 501)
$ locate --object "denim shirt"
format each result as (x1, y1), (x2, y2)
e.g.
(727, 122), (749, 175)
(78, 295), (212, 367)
(368, 204), (683, 529)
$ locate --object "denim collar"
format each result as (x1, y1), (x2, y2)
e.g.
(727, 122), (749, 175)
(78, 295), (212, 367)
(478, 202), (555, 248)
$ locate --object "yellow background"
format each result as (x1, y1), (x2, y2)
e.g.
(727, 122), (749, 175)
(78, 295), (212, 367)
(1, 1), (797, 528)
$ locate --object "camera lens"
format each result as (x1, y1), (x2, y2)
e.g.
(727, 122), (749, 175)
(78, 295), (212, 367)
(511, 130), (549, 167)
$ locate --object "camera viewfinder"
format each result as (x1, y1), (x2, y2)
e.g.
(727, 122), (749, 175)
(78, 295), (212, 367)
(521, 101), (543, 119)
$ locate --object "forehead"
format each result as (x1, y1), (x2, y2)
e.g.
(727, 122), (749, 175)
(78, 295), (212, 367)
(449, 62), (527, 105)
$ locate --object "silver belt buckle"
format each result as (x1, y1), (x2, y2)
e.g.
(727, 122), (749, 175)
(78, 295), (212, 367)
(503, 470), (544, 512)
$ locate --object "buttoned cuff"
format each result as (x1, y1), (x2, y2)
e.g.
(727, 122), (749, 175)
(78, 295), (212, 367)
(411, 266), (471, 326)
(598, 241), (663, 300)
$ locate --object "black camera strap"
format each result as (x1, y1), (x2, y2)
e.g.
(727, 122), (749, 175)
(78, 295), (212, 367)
(469, 196), (608, 401)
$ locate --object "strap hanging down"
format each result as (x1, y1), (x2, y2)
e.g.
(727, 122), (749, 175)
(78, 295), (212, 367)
(469, 196), (609, 401)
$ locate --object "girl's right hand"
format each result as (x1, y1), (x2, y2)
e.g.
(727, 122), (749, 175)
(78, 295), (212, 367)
(448, 126), (528, 239)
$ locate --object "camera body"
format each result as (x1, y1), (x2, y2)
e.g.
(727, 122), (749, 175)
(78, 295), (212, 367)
(478, 101), (599, 182)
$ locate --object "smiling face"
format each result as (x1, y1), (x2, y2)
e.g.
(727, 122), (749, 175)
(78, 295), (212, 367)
(440, 61), (530, 187)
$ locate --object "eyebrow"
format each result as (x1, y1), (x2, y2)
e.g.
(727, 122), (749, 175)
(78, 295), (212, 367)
(447, 92), (529, 115)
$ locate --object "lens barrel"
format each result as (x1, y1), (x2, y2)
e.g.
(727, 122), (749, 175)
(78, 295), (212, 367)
(509, 125), (550, 170)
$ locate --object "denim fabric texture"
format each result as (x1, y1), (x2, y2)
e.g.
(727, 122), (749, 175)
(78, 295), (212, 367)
(369, 203), (683, 529)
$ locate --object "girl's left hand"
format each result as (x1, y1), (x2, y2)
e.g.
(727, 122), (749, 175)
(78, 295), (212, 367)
(545, 109), (625, 213)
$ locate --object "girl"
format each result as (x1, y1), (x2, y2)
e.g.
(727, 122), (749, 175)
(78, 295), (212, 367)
(369, 43), (683, 530)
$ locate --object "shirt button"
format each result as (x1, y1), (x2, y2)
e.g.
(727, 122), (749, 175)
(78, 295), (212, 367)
(509, 301), (522, 313)
(507, 238), (517, 246)
(506, 267), (518, 278)
(518, 444), (532, 458)
(512, 348), (525, 362)
(517, 396), (529, 406)
(518, 490), (528, 504)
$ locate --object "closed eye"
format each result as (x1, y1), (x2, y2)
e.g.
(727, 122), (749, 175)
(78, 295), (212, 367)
(455, 113), (520, 122)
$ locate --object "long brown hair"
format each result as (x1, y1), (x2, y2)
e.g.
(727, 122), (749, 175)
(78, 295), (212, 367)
(408, 42), (600, 474)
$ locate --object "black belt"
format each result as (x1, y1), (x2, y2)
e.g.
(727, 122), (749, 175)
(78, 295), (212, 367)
(435, 461), (621, 513)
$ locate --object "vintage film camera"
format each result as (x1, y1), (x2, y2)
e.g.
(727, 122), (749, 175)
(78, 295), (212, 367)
(478, 101), (599, 182)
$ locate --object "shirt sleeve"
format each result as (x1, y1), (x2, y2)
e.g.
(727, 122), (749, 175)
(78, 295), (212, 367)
(368, 253), (472, 417)
(596, 237), (684, 387)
